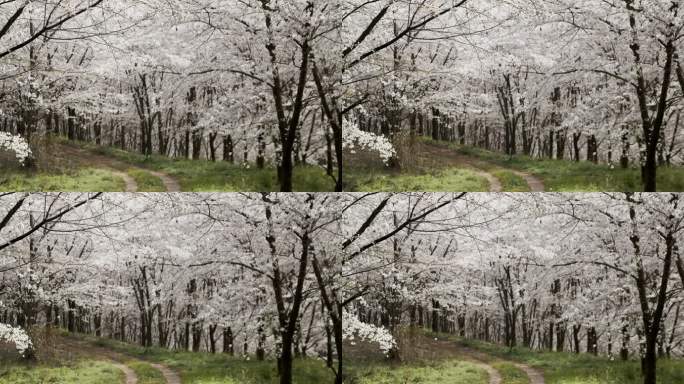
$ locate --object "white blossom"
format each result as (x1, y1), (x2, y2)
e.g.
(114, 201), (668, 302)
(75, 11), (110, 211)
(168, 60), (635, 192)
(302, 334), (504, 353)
(0, 132), (33, 166)
(0, 323), (33, 357)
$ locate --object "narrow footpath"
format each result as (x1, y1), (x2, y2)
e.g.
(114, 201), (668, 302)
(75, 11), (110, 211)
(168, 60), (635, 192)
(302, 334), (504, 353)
(57, 144), (180, 192)
(417, 142), (545, 192)
(58, 336), (182, 384)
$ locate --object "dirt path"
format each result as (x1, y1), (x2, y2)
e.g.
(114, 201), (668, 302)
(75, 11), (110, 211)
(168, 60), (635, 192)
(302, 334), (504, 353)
(471, 168), (503, 192)
(58, 337), (181, 384)
(457, 347), (504, 384)
(511, 170), (545, 192)
(416, 144), (503, 192)
(459, 346), (545, 384)
(111, 171), (139, 192)
(416, 337), (502, 384)
(58, 337), (139, 383)
(514, 363), (546, 384)
(56, 144), (180, 192)
(472, 360), (503, 384)
(150, 362), (183, 384)
(417, 143), (545, 192)
(148, 170), (182, 192)
(112, 362), (139, 384)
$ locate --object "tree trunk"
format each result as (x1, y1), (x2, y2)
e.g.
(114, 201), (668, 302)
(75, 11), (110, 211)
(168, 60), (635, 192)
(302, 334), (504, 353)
(223, 327), (234, 355)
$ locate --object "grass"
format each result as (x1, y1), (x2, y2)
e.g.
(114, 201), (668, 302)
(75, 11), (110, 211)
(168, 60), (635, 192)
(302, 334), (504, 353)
(457, 145), (684, 192)
(127, 169), (166, 192)
(345, 138), (528, 192)
(0, 359), (124, 384)
(348, 327), (684, 384)
(345, 327), (527, 384)
(351, 167), (489, 192)
(127, 361), (166, 384)
(490, 170), (531, 192)
(86, 143), (335, 192)
(348, 137), (684, 191)
(459, 338), (684, 384)
(493, 362), (530, 384)
(77, 334), (335, 384)
(353, 359), (488, 384)
(0, 168), (126, 191)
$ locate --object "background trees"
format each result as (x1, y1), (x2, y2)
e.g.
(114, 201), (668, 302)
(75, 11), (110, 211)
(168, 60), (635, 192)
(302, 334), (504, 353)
(344, 193), (684, 384)
(4, 1), (682, 190)
(2, 193), (442, 383)
(346, 1), (684, 191)
(2, 192), (684, 384)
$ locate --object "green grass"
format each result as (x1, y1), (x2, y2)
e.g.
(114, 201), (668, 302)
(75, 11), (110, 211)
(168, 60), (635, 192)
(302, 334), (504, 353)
(352, 167), (489, 192)
(77, 335), (334, 384)
(127, 169), (166, 192)
(459, 338), (684, 384)
(127, 361), (165, 384)
(85, 144), (335, 192)
(457, 145), (684, 192)
(0, 359), (124, 384)
(493, 362), (529, 384)
(353, 359), (488, 384)
(491, 170), (531, 192)
(0, 168), (126, 191)
(346, 138), (529, 192)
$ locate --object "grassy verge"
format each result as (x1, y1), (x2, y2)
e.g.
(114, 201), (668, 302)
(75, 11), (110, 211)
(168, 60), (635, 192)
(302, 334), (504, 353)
(350, 167), (490, 192)
(0, 168), (126, 191)
(0, 359), (124, 384)
(77, 335), (335, 384)
(456, 145), (684, 192)
(346, 139), (529, 192)
(346, 327), (529, 384)
(490, 170), (531, 192)
(459, 338), (684, 384)
(492, 362), (530, 384)
(127, 361), (165, 384)
(355, 168), (489, 192)
(127, 169), (166, 192)
(79, 142), (335, 192)
(353, 359), (488, 384)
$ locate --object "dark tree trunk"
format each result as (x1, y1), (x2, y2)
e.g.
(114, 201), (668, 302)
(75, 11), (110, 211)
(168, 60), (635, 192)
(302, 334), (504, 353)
(209, 324), (217, 353)
(223, 327), (234, 355)
(223, 135), (234, 163)
(573, 324), (581, 354)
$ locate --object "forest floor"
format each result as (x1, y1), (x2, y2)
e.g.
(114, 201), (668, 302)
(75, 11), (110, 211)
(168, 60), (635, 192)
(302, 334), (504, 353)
(0, 330), (180, 384)
(0, 328), (334, 384)
(61, 137), (334, 191)
(346, 140), (543, 192)
(444, 141), (684, 191)
(56, 144), (181, 192)
(346, 327), (684, 384)
(346, 328), (537, 384)
(347, 138), (684, 192)
(1, 136), (336, 191)
(0, 137), (179, 192)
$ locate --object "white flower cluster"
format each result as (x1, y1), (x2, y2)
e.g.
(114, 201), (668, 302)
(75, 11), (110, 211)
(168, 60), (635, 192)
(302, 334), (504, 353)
(342, 119), (396, 164)
(0, 323), (33, 357)
(0, 132), (33, 165)
(343, 310), (396, 355)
